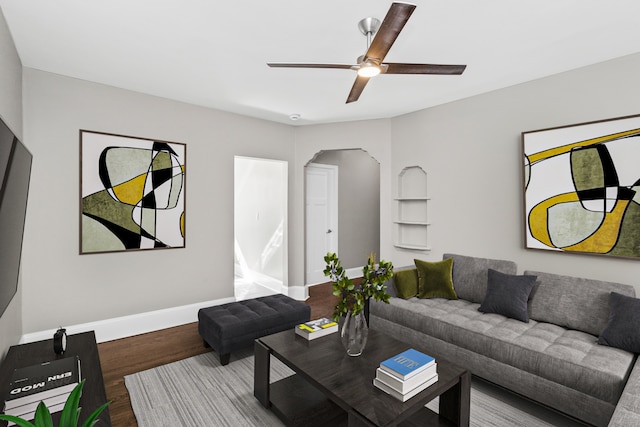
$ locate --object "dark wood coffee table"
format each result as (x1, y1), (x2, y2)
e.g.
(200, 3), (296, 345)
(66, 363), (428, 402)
(254, 328), (470, 427)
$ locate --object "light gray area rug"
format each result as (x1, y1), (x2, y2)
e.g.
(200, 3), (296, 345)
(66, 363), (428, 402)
(125, 349), (584, 427)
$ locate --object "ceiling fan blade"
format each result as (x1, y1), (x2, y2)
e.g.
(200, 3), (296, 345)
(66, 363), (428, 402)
(365, 2), (416, 62)
(346, 75), (371, 103)
(267, 63), (353, 70)
(384, 63), (467, 75)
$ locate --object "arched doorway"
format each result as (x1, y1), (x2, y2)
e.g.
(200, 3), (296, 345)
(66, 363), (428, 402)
(305, 149), (380, 285)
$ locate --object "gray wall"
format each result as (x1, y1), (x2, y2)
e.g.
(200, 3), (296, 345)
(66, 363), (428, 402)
(312, 149), (380, 269)
(0, 6), (23, 357)
(21, 68), (294, 333)
(7, 33), (640, 341)
(390, 52), (640, 291)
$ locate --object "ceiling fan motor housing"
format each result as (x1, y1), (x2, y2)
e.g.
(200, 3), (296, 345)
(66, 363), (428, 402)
(358, 17), (381, 37)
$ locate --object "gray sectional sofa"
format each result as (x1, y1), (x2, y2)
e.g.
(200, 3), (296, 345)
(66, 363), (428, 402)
(370, 253), (640, 427)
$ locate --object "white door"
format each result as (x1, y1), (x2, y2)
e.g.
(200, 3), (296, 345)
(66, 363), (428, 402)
(305, 163), (338, 285)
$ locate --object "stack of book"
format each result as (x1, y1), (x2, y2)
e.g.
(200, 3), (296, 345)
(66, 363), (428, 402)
(373, 348), (437, 402)
(2, 356), (81, 423)
(295, 317), (338, 340)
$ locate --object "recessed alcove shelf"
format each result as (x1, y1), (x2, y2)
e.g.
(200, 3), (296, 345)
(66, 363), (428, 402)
(394, 166), (430, 251)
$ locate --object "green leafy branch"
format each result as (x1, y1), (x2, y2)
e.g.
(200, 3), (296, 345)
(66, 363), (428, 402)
(0, 380), (110, 427)
(324, 252), (393, 321)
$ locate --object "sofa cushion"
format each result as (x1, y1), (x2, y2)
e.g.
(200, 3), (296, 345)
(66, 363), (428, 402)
(393, 268), (419, 299)
(443, 253), (517, 303)
(370, 297), (634, 404)
(478, 269), (537, 322)
(415, 258), (457, 300)
(525, 271), (636, 337)
(383, 265), (416, 298)
(598, 292), (640, 353)
(609, 358), (640, 426)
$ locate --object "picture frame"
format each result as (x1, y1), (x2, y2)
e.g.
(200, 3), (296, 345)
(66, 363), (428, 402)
(80, 130), (186, 254)
(523, 114), (640, 258)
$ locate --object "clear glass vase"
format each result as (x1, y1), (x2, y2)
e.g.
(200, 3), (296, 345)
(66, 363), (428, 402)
(341, 310), (369, 356)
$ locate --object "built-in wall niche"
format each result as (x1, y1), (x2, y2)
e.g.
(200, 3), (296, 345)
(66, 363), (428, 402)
(394, 166), (430, 251)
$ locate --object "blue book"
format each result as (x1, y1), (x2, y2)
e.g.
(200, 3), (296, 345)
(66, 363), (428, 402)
(380, 348), (435, 380)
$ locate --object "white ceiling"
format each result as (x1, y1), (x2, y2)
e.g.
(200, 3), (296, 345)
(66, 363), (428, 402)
(1, 1), (640, 126)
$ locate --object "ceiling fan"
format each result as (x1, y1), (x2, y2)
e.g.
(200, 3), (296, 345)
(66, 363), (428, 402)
(267, 2), (467, 104)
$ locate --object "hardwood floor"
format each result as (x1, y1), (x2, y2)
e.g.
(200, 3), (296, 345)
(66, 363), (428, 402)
(97, 282), (337, 426)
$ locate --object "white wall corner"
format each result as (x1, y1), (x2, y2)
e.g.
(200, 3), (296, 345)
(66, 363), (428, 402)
(287, 285), (308, 301)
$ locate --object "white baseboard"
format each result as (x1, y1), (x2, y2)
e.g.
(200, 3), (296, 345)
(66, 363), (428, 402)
(306, 266), (362, 288)
(345, 266), (363, 278)
(20, 296), (236, 345)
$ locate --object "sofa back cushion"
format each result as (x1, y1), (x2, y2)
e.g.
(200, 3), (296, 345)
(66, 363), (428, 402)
(525, 270), (636, 337)
(443, 253), (517, 303)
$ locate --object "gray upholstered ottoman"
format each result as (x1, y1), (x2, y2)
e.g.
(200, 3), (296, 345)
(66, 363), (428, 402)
(198, 294), (310, 365)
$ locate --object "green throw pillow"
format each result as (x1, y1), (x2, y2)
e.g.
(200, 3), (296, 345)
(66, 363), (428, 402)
(415, 258), (458, 300)
(393, 269), (419, 299)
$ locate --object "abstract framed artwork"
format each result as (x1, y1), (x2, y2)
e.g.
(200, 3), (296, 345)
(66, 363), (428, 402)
(523, 114), (640, 258)
(80, 130), (186, 254)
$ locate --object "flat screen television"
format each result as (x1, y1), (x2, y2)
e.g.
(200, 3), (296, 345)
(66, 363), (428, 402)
(0, 116), (32, 317)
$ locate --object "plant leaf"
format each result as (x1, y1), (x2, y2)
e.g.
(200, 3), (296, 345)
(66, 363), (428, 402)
(80, 401), (111, 427)
(324, 252), (393, 320)
(59, 380), (84, 427)
(32, 401), (53, 427)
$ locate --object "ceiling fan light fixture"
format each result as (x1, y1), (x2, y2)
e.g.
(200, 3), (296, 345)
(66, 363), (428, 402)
(357, 62), (381, 77)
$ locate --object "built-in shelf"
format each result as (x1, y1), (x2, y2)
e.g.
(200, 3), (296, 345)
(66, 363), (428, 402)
(394, 220), (430, 226)
(394, 166), (430, 251)
(394, 243), (431, 251)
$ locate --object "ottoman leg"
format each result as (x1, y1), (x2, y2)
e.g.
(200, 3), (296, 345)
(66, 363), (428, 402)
(220, 353), (231, 366)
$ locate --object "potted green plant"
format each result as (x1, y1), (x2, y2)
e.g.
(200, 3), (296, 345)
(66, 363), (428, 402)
(0, 380), (110, 427)
(323, 252), (393, 356)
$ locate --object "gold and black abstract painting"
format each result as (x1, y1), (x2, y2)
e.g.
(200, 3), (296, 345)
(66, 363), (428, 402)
(80, 130), (186, 254)
(523, 114), (640, 258)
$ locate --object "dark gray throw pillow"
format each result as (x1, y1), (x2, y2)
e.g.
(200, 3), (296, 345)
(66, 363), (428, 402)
(598, 292), (640, 353)
(478, 269), (537, 322)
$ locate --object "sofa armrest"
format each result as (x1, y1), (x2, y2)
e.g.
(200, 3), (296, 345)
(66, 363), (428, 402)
(609, 356), (640, 426)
